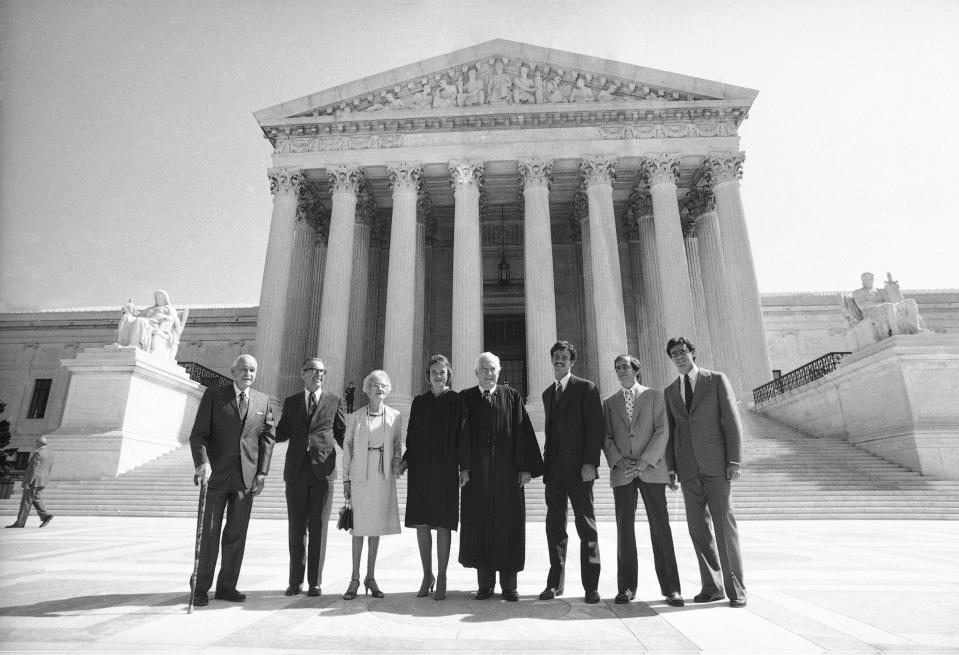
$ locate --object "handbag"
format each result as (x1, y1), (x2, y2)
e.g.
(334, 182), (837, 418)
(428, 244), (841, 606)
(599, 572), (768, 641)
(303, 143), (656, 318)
(337, 502), (353, 531)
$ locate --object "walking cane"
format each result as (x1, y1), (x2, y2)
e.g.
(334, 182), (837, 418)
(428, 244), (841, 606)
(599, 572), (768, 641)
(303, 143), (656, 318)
(188, 474), (208, 614)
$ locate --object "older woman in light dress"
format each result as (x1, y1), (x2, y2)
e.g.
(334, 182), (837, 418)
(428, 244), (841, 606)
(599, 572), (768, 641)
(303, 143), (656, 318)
(342, 369), (402, 599)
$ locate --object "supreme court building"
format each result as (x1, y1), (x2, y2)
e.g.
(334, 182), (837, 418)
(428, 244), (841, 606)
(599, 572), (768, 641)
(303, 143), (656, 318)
(251, 40), (770, 423)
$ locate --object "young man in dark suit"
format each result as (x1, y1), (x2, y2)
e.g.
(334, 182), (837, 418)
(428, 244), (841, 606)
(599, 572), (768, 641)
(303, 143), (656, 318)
(540, 341), (604, 604)
(189, 354), (275, 606)
(664, 336), (747, 608)
(276, 357), (346, 597)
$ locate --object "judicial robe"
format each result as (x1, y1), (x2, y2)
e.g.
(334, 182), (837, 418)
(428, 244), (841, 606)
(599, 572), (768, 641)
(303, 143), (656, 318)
(458, 384), (544, 572)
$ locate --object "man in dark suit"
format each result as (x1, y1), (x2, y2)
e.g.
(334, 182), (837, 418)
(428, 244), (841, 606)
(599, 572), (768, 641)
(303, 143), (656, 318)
(603, 355), (683, 606)
(189, 354), (275, 607)
(276, 357), (346, 597)
(664, 337), (746, 608)
(540, 341), (604, 604)
(5, 436), (54, 528)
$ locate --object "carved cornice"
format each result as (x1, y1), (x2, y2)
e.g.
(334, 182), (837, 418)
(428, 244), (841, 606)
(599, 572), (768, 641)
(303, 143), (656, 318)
(580, 156), (617, 188)
(268, 167), (303, 196)
(387, 162), (424, 193)
(517, 158), (553, 191)
(448, 160), (485, 189)
(681, 186), (716, 218)
(327, 165), (364, 195)
(703, 151), (745, 185)
(642, 153), (680, 187)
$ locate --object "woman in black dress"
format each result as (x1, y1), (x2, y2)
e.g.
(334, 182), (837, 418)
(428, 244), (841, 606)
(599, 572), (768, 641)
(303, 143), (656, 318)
(402, 354), (469, 600)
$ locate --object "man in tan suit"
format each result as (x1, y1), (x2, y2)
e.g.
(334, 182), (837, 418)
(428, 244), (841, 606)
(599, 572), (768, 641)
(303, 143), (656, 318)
(664, 337), (746, 608)
(602, 355), (683, 606)
(6, 436), (54, 528)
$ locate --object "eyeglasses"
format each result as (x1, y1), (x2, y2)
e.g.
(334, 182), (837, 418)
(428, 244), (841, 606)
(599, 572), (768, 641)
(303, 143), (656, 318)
(370, 383), (391, 390)
(303, 368), (326, 374)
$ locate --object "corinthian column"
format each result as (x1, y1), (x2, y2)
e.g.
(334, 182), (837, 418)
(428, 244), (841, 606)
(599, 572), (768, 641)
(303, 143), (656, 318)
(704, 152), (771, 392)
(307, 207), (330, 366)
(449, 161), (485, 390)
(519, 158), (557, 426)
(643, 154), (700, 350)
(317, 165), (362, 394)
(695, 193), (749, 395)
(255, 167), (303, 405)
(382, 163), (424, 420)
(581, 156), (628, 397)
(345, 188), (374, 395)
(636, 211), (671, 390)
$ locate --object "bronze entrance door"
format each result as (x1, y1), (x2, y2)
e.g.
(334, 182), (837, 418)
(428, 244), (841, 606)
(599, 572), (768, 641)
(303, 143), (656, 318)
(483, 315), (527, 399)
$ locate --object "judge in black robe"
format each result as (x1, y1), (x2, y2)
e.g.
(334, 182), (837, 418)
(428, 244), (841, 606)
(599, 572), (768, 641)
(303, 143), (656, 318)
(458, 352), (544, 600)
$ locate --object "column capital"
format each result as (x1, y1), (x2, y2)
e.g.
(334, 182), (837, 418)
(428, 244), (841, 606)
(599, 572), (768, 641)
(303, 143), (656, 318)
(355, 183), (377, 225)
(702, 151), (745, 185)
(518, 158), (553, 190)
(268, 167), (304, 196)
(623, 188), (652, 241)
(568, 189), (588, 241)
(641, 153), (680, 187)
(448, 160), (485, 189)
(580, 156), (617, 188)
(387, 162), (424, 193)
(327, 165), (364, 195)
(681, 186), (716, 219)
(418, 188), (437, 244)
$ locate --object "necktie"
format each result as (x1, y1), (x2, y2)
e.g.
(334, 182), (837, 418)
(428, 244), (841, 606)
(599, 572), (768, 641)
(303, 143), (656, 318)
(238, 391), (248, 421)
(624, 388), (634, 422)
(308, 393), (317, 415)
(482, 390), (491, 405)
(683, 375), (693, 412)
(554, 381), (563, 403)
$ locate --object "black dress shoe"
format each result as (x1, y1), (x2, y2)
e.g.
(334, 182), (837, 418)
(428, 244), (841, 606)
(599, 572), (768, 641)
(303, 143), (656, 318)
(193, 592), (209, 607)
(693, 591), (725, 603)
(214, 589), (246, 602)
(284, 585), (301, 596)
(666, 592), (685, 607)
(729, 598), (747, 608)
(538, 587), (562, 600)
(585, 590), (600, 604)
(474, 588), (494, 600)
(502, 590), (519, 602)
(614, 590), (634, 604)
(4, 524), (24, 528)
(307, 586), (320, 597)
(39, 516), (53, 528)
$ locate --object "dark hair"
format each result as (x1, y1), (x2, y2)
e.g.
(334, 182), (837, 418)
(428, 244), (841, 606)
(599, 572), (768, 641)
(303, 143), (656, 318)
(665, 337), (696, 357)
(550, 340), (577, 361)
(301, 357), (323, 370)
(425, 354), (452, 386)
(614, 354), (641, 372)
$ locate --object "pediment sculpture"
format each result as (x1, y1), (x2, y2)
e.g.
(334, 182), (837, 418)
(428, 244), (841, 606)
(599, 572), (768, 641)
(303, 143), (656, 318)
(840, 272), (924, 349)
(116, 289), (188, 363)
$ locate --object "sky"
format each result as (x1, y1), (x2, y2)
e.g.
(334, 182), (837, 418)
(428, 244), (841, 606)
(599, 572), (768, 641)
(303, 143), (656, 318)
(1, 0), (957, 312)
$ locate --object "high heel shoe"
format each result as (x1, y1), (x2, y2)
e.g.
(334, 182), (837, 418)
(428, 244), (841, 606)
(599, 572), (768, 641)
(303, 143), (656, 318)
(417, 574), (435, 598)
(434, 575), (447, 601)
(364, 576), (385, 598)
(342, 579), (360, 600)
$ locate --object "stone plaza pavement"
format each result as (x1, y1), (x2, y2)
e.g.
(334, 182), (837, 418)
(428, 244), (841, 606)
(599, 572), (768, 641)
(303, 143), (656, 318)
(1, 516), (957, 654)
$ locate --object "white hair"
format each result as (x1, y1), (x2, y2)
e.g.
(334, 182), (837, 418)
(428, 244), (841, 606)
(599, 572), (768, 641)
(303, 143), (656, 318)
(363, 369), (392, 395)
(474, 352), (501, 371)
(231, 354), (257, 369)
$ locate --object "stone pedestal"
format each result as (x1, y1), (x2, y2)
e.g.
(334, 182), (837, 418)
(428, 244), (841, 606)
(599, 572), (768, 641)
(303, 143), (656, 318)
(44, 345), (203, 480)
(758, 333), (959, 480)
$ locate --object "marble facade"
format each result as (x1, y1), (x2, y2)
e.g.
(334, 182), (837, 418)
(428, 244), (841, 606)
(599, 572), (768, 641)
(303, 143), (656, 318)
(251, 39), (770, 415)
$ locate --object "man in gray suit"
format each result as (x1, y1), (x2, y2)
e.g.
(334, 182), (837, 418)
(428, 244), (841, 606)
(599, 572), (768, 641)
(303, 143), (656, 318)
(602, 355), (683, 606)
(6, 436), (54, 528)
(664, 337), (746, 608)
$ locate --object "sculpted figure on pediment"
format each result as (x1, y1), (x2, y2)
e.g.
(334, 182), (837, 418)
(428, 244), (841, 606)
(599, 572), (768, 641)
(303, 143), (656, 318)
(512, 65), (537, 104)
(596, 82), (620, 102)
(432, 79), (458, 108)
(532, 71), (545, 104)
(457, 67), (486, 107)
(546, 75), (568, 103)
(411, 83), (432, 108)
(487, 60), (513, 105)
(570, 77), (594, 102)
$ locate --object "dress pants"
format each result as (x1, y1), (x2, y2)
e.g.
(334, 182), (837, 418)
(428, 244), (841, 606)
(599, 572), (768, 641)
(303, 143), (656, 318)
(285, 467), (332, 588)
(544, 458), (601, 593)
(13, 485), (52, 525)
(612, 479), (681, 596)
(196, 484), (254, 594)
(680, 473), (745, 602)
(477, 568), (517, 593)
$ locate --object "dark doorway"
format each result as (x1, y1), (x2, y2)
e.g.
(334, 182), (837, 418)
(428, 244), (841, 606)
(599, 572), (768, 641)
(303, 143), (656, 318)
(484, 315), (527, 398)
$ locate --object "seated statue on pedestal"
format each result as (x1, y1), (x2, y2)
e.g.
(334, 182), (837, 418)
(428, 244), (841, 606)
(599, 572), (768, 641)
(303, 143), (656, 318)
(842, 272), (923, 345)
(116, 289), (188, 362)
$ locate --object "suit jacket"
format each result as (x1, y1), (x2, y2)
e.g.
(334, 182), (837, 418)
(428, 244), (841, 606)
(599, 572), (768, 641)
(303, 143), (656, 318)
(664, 368), (742, 481)
(24, 446), (53, 488)
(276, 390), (347, 481)
(603, 385), (669, 486)
(342, 404), (402, 483)
(189, 384), (276, 490)
(542, 374), (604, 483)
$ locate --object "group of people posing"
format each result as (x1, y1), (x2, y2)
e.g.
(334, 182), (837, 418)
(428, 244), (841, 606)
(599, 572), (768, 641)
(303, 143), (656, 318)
(187, 337), (746, 609)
